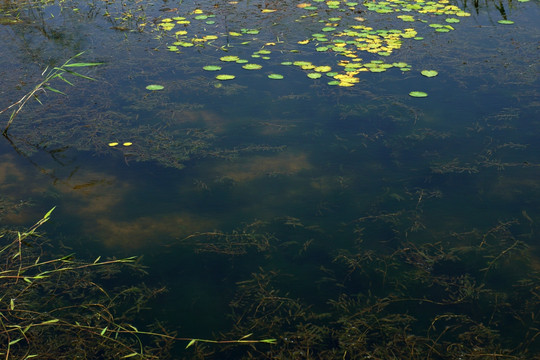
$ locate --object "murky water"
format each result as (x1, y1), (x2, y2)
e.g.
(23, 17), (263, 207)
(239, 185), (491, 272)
(1, 0), (539, 357)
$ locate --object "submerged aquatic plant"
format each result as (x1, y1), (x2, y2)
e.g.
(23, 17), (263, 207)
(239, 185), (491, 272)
(0, 208), (276, 359)
(0, 52), (102, 134)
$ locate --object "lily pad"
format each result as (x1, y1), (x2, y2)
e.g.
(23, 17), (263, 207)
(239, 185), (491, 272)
(203, 65), (222, 71)
(220, 56), (240, 62)
(216, 74), (235, 80)
(268, 74), (284, 79)
(307, 73), (322, 79)
(409, 91), (428, 98)
(146, 84), (164, 91)
(497, 20), (514, 25)
(421, 70), (438, 77)
(242, 64), (262, 70)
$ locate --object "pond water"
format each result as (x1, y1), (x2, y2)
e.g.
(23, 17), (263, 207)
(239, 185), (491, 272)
(1, 0), (539, 358)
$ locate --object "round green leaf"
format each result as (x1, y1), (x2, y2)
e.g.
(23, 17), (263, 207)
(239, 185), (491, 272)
(216, 74), (235, 80)
(220, 56), (240, 62)
(421, 70), (438, 77)
(497, 20), (514, 24)
(268, 74), (284, 80)
(242, 64), (262, 70)
(409, 91), (428, 98)
(203, 65), (222, 71)
(146, 84), (164, 91)
(307, 73), (322, 79)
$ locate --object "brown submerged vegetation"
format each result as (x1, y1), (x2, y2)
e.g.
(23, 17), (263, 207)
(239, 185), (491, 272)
(181, 212), (540, 359)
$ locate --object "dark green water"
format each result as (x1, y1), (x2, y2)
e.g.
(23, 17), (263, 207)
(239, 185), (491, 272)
(1, 0), (539, 358)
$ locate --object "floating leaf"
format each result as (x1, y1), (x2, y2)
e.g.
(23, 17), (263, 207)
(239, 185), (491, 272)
(123, 142), (133, 147)
(220, 56), (240, 62)
(268, 74), (284, 79)
(497, 19), (514, 24)
(146, 84), (164, 91)
(409, 91), (428, 98)
(242, 64), (262, 70)
(216, 74), (235, 80)
(203, 65), (222, 71)
(108, 142), (119, 147)
(314, 66), (332, 72)
(421, 70), (438, 77)
(307, 73), (322, 79)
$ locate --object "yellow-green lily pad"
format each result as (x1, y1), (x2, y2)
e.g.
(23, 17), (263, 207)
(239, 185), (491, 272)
(203, 65), (222, 71)
(242, 63), (262, 70)
(409, 91), (428, 98)
(220, 56), (240, 62)
(421, 70), (438, 77)
(216, 74), (235, 80)
(146, 84), (164, 91)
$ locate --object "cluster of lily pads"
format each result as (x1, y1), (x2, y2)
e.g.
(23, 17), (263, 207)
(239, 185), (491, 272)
(151, 0), (473, 92)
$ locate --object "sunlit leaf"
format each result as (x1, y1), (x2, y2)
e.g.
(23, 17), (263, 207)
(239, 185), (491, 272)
(203, 65), (222, 71)
(268, 74), (284, 79)
(409, 91), (428, 97)
(421, 70), (438, 77)
(497, 20), (514, 24)
(216, 74), (235, 80)
(242, 64), (262, 70)
(146, 84), (164, 91)
(314, 66), (332, 72)
(220, 56), (240, 62)
(307, 73), (322, 79)
(186, 339), (198, 349)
